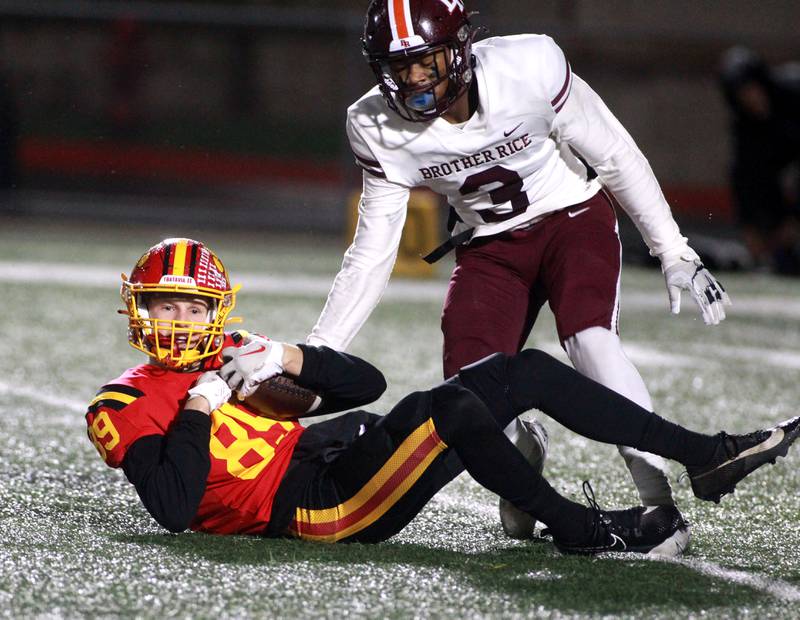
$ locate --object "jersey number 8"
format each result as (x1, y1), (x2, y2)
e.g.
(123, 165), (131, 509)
(210, 404), (296, 480)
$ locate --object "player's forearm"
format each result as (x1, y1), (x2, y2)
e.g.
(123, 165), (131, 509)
(307, 254), (396, 349)
(591, 149), (691, 258)
(308, 226), (405, 349)
(295, 344), (387, 415)
(121, 410), (211, 533)
(307, 174), (409, 350)
(243, 346), (321, 420)
(595, 160), (690, 258)
(279, 343), (304, 376)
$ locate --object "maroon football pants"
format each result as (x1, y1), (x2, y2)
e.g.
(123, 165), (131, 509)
(442, 190), (621, 379)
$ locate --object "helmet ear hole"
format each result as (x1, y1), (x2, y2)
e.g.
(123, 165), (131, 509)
(137, 292), (153, 319)
(206, 300), (218, 323)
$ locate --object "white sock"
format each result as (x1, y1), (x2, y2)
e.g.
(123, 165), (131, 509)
(565, 326), (675, 506)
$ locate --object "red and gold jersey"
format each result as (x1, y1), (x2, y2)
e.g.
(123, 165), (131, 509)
(85, 334), (305, 535)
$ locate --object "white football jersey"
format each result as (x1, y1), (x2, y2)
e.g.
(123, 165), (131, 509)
(307, 34), (694, 350)
(347, 34), (601, 239)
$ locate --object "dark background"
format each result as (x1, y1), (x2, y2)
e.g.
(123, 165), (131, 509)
(1, 0), (799, 238)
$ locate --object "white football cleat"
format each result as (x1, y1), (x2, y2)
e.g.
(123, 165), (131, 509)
(499, 418), (549, 539)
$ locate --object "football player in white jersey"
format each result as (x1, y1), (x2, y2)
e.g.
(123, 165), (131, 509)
(307, 0), (731, 551)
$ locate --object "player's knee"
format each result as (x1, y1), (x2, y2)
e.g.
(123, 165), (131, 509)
(431, 382), (486, 418)
(456, 348), (567, 411)
(565, 326), (631, 379)
(505, 348), (575, 409)
(454, 352), (512, 399)
(430, 383), (495, 443)
(566, 326), (622, 362)
(511, 348), (558, 369)
(457, 351), (508, 379)
(460, 349), (562, 375)
(508, 349), (563, 383)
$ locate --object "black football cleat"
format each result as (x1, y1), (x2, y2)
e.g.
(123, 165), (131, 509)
(601, 505), (690, 557)
(552, 482), (690, 556)
(687, 415), (800, 503)
(551, 482), (627, 555)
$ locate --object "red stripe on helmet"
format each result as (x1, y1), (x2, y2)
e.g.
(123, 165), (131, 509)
(392, 0), (410, 39)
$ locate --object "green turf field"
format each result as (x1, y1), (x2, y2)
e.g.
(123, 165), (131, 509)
(1, 216), (799, 618)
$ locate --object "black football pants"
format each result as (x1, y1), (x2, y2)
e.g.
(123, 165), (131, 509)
(277, 349), (717, 543)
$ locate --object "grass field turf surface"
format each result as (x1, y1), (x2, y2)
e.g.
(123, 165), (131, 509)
(1, 217), (799, 618)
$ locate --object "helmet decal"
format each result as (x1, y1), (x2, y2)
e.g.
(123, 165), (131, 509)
(439, 0), (465, 13)
(388, 0), (425, 51)
(155, 237), (230, 292)
(159, 274), (197, 287)
(389, 0), (410, 39)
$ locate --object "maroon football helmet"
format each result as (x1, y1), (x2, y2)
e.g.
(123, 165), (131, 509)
(362, 0), (476, 122)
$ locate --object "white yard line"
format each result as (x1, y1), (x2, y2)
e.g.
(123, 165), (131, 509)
(536, 341), (700, 368)
(437, 482), (800, 603)
(538, 340), (800, 371)
(5, 260), (800, 316)
(0, 380), (86, 414)
(5, 261), (800, 372)
(0, 261), (445, 300)
(622, 290), (800, 319)
(4, 260), (800, 390)
(652, 555), (800, 603)
(699, 344), (800, 370)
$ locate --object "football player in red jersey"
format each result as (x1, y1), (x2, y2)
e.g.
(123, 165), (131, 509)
(307, 0), (733, 543)
(86, 238), (799, 555)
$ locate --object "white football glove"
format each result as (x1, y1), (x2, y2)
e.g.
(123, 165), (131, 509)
(187, 371), (231, 412)
(220, 335), (285, 400)
(662, 254), (732, 325)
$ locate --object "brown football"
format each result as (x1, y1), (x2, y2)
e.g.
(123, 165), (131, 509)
(244, 374), (319, 419)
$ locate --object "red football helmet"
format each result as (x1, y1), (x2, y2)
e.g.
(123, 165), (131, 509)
(120, 238), (240, 370)
(363, 0), (476, 122)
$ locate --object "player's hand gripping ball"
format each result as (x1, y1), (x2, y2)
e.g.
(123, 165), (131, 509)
(221, 334), (284, 399)
(221, 335), (318, 418)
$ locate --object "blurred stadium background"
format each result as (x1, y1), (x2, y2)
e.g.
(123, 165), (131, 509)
(1, 0), (799, 255)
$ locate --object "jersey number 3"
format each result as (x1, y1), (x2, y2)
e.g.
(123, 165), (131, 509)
(459, 165), (529, 223)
